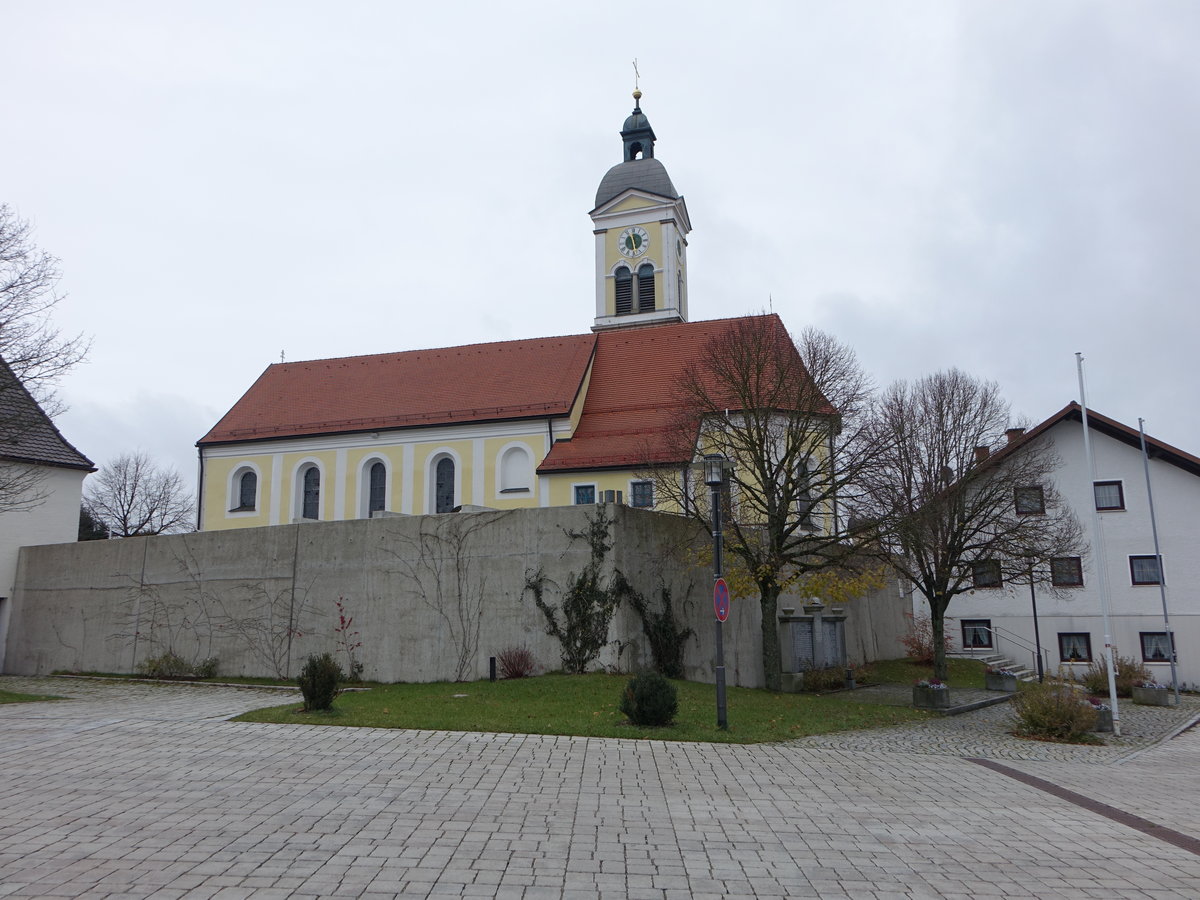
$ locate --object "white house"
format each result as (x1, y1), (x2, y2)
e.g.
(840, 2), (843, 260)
(0, 359), (94, 671)
(947, 403), (1198, 688)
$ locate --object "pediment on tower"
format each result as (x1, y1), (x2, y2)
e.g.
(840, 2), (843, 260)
(590, 189), (692, 234)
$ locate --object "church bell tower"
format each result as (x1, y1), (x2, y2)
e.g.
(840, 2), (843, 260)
(590, 91), (692, 332)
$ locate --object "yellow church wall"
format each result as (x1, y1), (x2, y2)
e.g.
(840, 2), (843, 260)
(607, 195), (658, 214)
(200, 454), (274, 531)
(280, 449), (338, 521)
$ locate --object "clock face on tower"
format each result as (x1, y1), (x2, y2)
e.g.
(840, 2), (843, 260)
(618, 226), (650, 258)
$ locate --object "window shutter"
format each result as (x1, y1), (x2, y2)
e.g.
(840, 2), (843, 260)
(614, 267), (633, 315)
(637, 264), (655, 312)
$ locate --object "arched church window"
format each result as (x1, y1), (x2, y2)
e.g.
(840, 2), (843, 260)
(238, 470), (257, 510)
(435, 457), (455, 513)
(637, 264), (655, 312)
(614, 266), (633, 315)
(302, 466), (320, 520)
(368, 462), (386, 515)
(500, 446), (532, 493)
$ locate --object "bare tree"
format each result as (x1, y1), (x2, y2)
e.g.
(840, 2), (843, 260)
(85, 451), (195, 537)
(860, 370), (1085, 680)
(0, 204), (88, 412)
(651, 317), (882, 691)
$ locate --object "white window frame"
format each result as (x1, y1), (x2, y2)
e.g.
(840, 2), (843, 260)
(496, 443), (535, 496)
(292, 458), (325, 522)
(226, 462), (262, 516)
(628, 479), (654, 509)
(427, 449), (462, 514)
(358, 455), (391, 519)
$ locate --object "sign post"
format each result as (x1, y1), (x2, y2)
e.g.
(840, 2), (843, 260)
(704, 454), (729, 730)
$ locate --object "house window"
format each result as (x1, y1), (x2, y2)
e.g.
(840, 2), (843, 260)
(971, 560), (1002, 589)
(1130, 555), (1163, 585)
(1140, 632), (1176, 664)
(301, 466), (320, 520)
(1014, 485), (1045, 515)
(1059, 632), (1092, 663)
(961, 619), (993, 649)
(637, 263), (655, 312)
(630, 480), (653, 508)
(1051, 556), (1083, 587)
(1093, 481), (1124, 511)
(368, 462), (386, 515)
(435, 457), (455, 513)
(574, 484), (596, 505)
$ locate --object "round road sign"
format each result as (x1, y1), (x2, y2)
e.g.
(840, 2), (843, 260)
(714, 577), (730, 622)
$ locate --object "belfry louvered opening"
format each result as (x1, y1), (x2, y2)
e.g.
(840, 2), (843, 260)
(614, 266), (634, 315)
(637, 263), (655, 312)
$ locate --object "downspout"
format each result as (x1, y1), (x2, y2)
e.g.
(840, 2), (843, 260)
(195, 446), (205, 532)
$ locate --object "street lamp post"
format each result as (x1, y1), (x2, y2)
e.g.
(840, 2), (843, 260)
(704, 454), (728, 730)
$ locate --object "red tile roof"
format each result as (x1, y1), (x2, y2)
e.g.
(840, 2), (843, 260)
(198, 315), (819, 476)
(199, 335), (596, 444)
(539, 314), (804, 472)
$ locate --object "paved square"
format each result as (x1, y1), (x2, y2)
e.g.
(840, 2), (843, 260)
(1, 677), (1197, 898)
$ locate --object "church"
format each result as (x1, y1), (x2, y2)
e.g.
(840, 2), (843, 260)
(196, 93), (792, 530)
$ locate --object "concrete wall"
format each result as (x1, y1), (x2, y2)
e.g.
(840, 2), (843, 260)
(5, 504), (908, 687)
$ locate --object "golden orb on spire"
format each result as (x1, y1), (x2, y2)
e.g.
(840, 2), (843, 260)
(632, 88), (642, 103)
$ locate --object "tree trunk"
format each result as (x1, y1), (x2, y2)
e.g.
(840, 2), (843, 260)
(931, 598), (949, 681)
(759, 581), (782, 692)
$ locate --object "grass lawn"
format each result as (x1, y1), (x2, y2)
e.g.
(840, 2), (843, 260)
(233, 672), (931, 743)
(0, 688), (62, 704)
(865, 657), (989, 689)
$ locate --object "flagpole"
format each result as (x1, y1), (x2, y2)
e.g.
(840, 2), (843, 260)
(1137, 418), (1180, 704)
(1076, 353), (1121, 736)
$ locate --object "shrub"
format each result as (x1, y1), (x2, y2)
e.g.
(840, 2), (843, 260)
(297, 652), (343, 712)
(901, 613), (951, 665)
(619, 671), (678, 727)
(1080, 655), (1149, 697)
(193, 657), (219, 680)
(136, 652), (193, 679)
(800, 666), (847, 693)
(1013, 681), (1098, 743)
(497, 646), (536, 679)
(624, 580), (694, 679)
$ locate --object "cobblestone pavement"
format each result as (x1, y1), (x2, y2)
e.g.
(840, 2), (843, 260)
(793, 683), (1200, 763)
(1, 676), (1198, 899)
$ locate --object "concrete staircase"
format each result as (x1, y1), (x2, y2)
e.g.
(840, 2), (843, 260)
(951, 651), (1039, 682)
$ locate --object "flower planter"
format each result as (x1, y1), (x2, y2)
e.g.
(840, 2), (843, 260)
(1132, 686), (1171, 707)
(913, 686), (951, 710)
(1091, 708), (1113, 732)
(985, 673), (1018, 692)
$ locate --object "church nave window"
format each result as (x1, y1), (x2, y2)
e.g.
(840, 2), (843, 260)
(368, 461), (386, 516)
(301, 465), (321, 520)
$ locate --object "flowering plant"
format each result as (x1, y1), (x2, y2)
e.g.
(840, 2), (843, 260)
(1085, 696), (1110, 711)
(915, 678), (948, 690)
(1138, 680), (1169, 690)
(986, 667), (1017, 677)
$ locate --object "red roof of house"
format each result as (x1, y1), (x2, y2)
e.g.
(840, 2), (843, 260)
(539, 314), (804, 472)
(199, 335), (596, 444)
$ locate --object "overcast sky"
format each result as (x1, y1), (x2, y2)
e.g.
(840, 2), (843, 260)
(3, 1), (1198, 488)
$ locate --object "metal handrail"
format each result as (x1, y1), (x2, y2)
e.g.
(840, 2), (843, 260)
(957, 622), (1051, 677)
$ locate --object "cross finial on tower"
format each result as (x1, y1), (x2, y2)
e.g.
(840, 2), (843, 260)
(632, 59), (642, 106)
